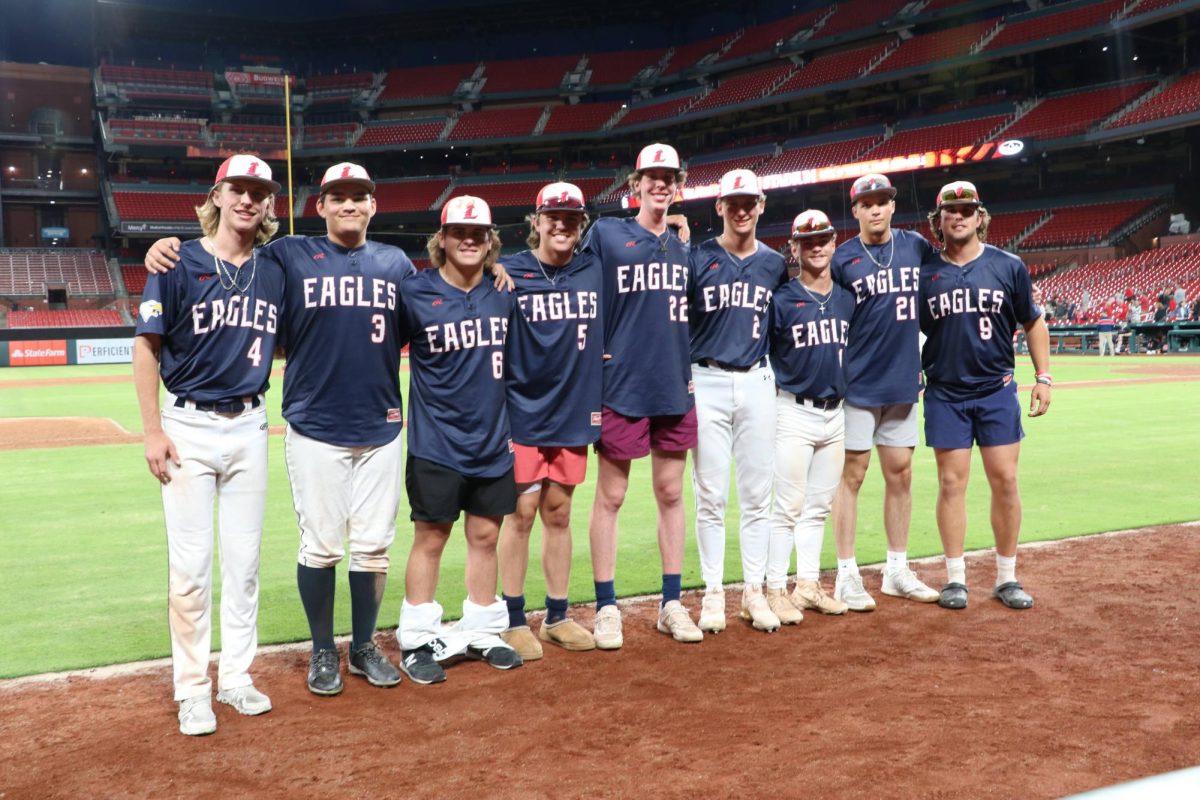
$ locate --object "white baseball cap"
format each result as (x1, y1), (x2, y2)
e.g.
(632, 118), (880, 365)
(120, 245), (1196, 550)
(849, 173), (896, 202)
(212, 154), (280, 194)
(320, 162), (375, 194)
(535, 181), (587, 213)
(635, 143), (683, 172)
(934, 180), (983, 210)
(718, 169), (763, 199)
(440, 195), (494, 227)
(791, 209), (836, 239)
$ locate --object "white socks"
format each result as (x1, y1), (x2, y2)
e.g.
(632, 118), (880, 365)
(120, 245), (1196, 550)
(996, 554), (1017, 586)
(886, 550), (907, 572)
(945, 556), (966, 585)
(837, 557), (858, 577)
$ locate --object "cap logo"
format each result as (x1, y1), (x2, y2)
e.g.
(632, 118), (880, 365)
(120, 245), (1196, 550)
(245, 160), (259, 176)
(462, 201), (477, 220)
(341, 165), (353, 179)
(559, 190), (570, 204)
(653, 149), (665, 163)
(732, 175), (744, 190)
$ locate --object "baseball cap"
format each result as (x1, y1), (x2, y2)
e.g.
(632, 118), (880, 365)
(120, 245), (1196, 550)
(320, 162), (375, 195)
(212, 154), (280, 194)
(635, 143), (683, 173)
(935, 180), (983, 210)
(718, 169), (763, 199)
(440, 195), (494, 227)
(791, 209), (836, 240)
(849, 173), (896, 202)
(535, 181), (586, 213)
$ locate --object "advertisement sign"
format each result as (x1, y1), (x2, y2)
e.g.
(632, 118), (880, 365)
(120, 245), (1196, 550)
(8, 340), (68, 366)
(224, 71), (293, 87)
(41, 227), (70, 239)
(119, 221), (203, 235)
(76, 338), (135, 364)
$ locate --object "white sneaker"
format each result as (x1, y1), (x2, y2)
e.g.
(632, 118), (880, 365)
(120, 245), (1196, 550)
(698, 588), (726, 633)
(881, 566), (940, 603)
(593, 604), (624, 650)
(834, 571), (877, 612)
(656, 599), (704, 643)
(216, 684), (273, 716)
(178, 695), (217, 736)
(740, 585), (781, 632)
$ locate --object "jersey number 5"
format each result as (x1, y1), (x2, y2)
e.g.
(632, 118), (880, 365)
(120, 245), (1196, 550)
(577, 323), (588, 351)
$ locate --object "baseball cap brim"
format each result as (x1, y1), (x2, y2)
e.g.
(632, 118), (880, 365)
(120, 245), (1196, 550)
(321, 177), (375, 195)
(215, 175), (281, 195)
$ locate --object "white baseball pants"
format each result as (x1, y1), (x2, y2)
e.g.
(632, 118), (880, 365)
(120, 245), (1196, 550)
(767, 391), (846, 588)
(284, 426), (402, 573)
(691, 362), (776, 588)
(160, 394), (267, 702)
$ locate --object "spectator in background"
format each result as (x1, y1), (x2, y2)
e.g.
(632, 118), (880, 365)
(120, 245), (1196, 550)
(1080, 287), (1091, 314)
(1174, 284), (1186, 313)
(1192, 296), (1200, 322)
(1128, 297), (1142, 324)
(1154, 300), (1167, 323)
(1097, 307), (1116, 357)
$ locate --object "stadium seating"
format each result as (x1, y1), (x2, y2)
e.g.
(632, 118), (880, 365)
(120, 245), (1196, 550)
(1019, 200), (1158, 249)
(681, 154), (773, 190)
(355, 120), (446, 147)
(99, 65), (212, 99)
(0, 250), (113, 295)
(108, 118), (206, 145)
(1129, 0), (1184, 15)
(816, 0), (913, 40)
(307, 71), (373, 103)
(8, 309), (124, 328)
(448, 107), (544, 140)
(660, 33), (734, 76)
(448, 180), (551, 209)
(566, 175), (621, 205)
(688, 63), (795, 114)
(875, 21), (1000, 75)
(867, 115), (1011, 159)
(760, 135), (883, 175)
(716, 10), (825, 64)
(303, 122), (359, 147)
(371, 179), (452, 215)
(613, 94), (699, 128)
(482, 56), (578, 94)
(1107, 72), (1200, 129)
(113, 190), (289, 221)
(1033, 244), (1200, 313)
(542, 102), (624, 134)
(1001, 81), (1155, 140)
(378, 63), (476, 101)
(772, 43), (890, 95)
(984, 0), (1127, 52)
(210, 123), (286, 147)
(981, 210), (1047, 250)
(584, 49), (666, 86)
(121, 264), (148, 295)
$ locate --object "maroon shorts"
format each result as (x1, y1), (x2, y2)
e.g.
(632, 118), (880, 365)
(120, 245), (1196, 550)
(595, 405), (698, 461)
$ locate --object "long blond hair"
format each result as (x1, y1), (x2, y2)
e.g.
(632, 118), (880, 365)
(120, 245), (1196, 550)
(195, 185), (279, 246)
(426, 227), (503, 270)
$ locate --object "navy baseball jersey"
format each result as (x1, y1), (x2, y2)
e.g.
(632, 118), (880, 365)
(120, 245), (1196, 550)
(265, 236), (415, 448)
(688, 237), (788, 366)
(136, 239), (285, 400)
(503, 249), (603, 447)
(769, 279), (855, 400)
(832, 229), (933, 406)
(919, 244), (1039, 402)
(401, 268), (515, 478)
(582, 216), (693, 417)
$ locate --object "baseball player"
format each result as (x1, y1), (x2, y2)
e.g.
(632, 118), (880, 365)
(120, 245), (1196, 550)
(496, 182), (600, 660)
(765, 211), (855, 622)
(134, 155), (285, 735)
(920, 180), (1051, 610)
(395, 195), (522, 684)
(144, 163), (418, 696)
(829, 173), (940, 611)
(583, 142), (703, 647)
(688, 169), (788, 633)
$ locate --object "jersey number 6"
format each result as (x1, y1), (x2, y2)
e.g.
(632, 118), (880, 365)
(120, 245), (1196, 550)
(492, 351), (504, 379)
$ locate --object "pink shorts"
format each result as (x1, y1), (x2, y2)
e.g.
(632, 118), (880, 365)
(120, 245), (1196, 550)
(513, 444), (589, 486)
(595, 406), (698, 461)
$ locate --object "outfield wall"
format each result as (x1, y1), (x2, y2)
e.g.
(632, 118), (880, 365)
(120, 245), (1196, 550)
(0, 327), (134, 366)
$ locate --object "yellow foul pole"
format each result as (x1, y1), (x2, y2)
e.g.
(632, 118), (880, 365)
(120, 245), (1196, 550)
(284, 73), (294, 235)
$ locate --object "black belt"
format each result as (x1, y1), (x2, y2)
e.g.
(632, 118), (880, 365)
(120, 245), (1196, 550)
(175, 396), (261, 414)
(695, 356), (767, 373)
(794, 395), (841, 410)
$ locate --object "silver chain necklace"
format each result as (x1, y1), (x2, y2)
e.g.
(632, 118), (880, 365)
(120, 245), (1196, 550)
(801, 281), (831, 315)
(536, 256), (562, 286)
(212, 246), (257, 294)
(858, 233), (895, 270)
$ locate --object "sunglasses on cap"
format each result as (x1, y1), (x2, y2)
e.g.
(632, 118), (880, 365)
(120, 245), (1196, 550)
(539, 196), (585, 212)
(939, 186), (981, 205)
(791, 219), (834, 239)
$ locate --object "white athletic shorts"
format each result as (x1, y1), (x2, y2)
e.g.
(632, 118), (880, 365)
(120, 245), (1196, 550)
(843, 401), (918, 451)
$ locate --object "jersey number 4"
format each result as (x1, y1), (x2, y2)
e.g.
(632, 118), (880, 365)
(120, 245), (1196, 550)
(246, 336), (263, 367)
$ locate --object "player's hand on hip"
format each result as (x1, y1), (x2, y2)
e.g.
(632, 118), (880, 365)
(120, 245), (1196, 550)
(144, 431), (181, 485)
(1029, 384), (1051, 417)
(145, 237), (183, 274)
(491, 262), (515, 293)
(666, 214), (691, 244)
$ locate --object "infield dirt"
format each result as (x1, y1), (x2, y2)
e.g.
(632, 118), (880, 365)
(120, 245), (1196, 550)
(1, 524), (1196, 799)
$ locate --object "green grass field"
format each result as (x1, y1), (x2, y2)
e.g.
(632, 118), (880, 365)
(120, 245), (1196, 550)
(1, 356), (1197, 678)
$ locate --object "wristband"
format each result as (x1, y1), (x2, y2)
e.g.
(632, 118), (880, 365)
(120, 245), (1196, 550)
(1035, 372), (1052, 387)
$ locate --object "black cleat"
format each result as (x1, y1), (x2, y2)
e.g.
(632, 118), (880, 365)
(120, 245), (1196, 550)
(399, 645), (447, 685)
(465, 644), (523, 671)
(348, 642), (402, 687)
(307, 648), (343, 696)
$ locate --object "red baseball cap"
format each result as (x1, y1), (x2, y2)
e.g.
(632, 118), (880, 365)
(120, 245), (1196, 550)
(212, 154), (280, 194)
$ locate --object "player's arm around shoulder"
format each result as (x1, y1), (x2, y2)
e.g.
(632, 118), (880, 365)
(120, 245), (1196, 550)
(145, 237), (184, 273)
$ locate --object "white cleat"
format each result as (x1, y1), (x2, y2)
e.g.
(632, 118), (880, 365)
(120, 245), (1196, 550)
(698, 588), (727, 633)
(216, 684), (273, 716)
(593, 604), (624, 650)
(881, 566), (940, 603)
(178, 695), (217, 736)
(740, 585), (781, 632)
(834, 572), (877, 612)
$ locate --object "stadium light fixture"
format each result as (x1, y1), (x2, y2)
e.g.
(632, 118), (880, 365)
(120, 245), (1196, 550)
(1102, 45), (1109, 52)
